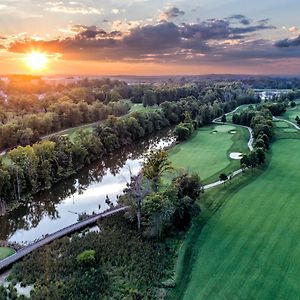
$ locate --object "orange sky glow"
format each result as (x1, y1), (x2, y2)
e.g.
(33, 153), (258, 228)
(1, 0), (300, 75)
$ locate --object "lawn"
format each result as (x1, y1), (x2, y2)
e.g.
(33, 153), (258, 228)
(64, 125), (95, 142)
(226, 104), (257, 122)
(130, 103), (159, 113)
(171, 124), (300, 299)
(282, 100), (300, 124)
(168, 124), (249, 183)
(0, 247), (15, 260)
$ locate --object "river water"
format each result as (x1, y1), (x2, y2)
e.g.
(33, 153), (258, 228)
(0, 130), (174, 244)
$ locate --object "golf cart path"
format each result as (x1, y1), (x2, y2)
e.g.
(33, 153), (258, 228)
(273, 117), (300, 130)
(204, 106), (254, 190)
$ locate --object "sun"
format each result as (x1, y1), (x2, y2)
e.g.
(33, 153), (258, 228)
(25, 52), (48, 71)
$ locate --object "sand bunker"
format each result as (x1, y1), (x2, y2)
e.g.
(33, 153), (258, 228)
(229, 130), (237, 134)
(230, 152), (243, 160)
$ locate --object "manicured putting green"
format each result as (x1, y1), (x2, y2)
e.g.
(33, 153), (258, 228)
(168, 124), (249, 182)
(0, 247), (15, 260)
(181, 139), (300, 299)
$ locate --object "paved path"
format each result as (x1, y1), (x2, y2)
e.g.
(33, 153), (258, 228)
(204, 169), (244, 190)
(204, 106), (255, 190)
(273, 117), (300, 130)
(0, 206), (126, 272)
(213, 107), (254, 152)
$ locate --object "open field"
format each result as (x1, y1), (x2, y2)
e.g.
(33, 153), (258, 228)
(0, 247), (15, 261)
(172, 122), (300, 299)
(168, 124), (249, 183)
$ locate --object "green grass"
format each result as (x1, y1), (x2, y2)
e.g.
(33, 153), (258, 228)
(64, 125), (94, 142)
(274, 121), (289, 128)
(171, 123), (300, 300)
(168, 124), (249, 183)
(0, 247), (15, 260)
(226, 104), (257, 122)
(1, 155), (12, 166)
(282, 100), (300, 124)
(130, 103), (159, 113)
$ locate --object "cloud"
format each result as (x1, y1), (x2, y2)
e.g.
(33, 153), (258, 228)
(275, 35), (300, 48)
(288, 26), (298, 33)
(45, 1), (102, 15)
(159, 7), (185, 21)
(229, 14), (250, 25)
(111, 8), (119, 15)
(7, 16), (280, 65)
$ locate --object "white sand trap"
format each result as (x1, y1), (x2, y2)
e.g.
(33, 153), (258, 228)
(230, 152), (243, 160)
(229, 130), (237, 134)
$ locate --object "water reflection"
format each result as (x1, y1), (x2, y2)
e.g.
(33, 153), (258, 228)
(0, 130), (174, 243)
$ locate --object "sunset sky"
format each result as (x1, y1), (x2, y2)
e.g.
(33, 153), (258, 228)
(1, 0), (300, 75)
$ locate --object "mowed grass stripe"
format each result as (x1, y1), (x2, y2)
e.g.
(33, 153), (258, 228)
(192, 181), (282, 299)
(182, 139), (300, 300)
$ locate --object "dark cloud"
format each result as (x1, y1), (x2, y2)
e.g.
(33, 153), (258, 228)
(258, 19), (270, 25)
(71, 25), (107, 39)
(159, 7), (185, 21)
(229, 14), (250, 25)
(70, 25), (122, 39)
(275, 35), (300, 48)
(8, 16), (279, 65)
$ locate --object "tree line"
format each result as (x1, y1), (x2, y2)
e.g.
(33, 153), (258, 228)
(0, 99), (130, 150)
(232, 103), (287, 169)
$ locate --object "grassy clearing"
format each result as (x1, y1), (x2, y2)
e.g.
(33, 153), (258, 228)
(0, 247), (15, 260)
(226, 104), (257, 122)
(171, 122), (300, 300)
(130, 103), (159, 113)
(168, 124), (249, 183)
(64, 125), (95, 142)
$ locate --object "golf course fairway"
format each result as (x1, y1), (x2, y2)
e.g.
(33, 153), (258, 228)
(282, 100), (300, 124)
(174, 137), (300, 300)
(168, 124), (249, 183)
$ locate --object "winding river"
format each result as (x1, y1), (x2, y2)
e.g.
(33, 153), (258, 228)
(0, 129), (174, 244)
